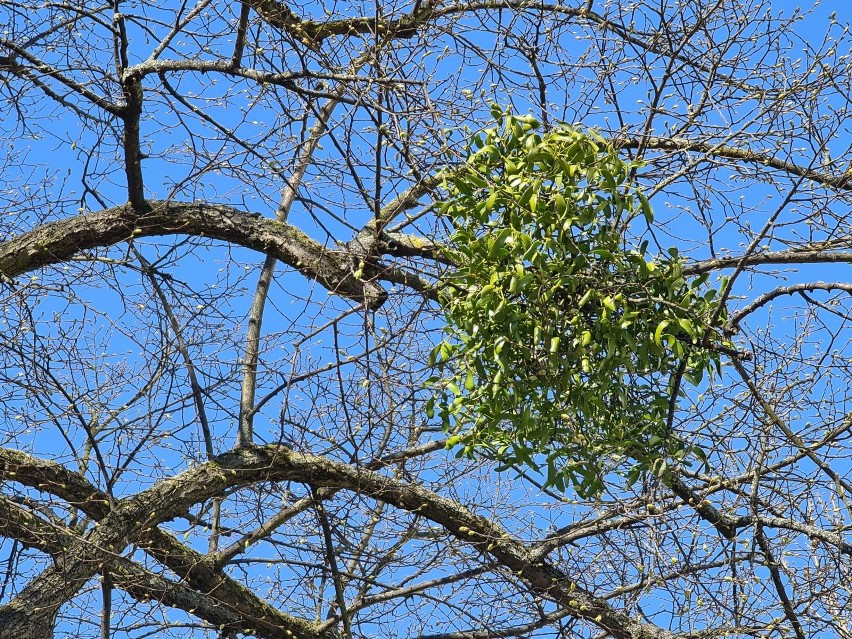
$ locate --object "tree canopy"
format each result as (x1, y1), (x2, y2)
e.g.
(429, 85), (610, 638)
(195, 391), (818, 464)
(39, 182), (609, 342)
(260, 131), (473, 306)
(1, 1), (852, 639)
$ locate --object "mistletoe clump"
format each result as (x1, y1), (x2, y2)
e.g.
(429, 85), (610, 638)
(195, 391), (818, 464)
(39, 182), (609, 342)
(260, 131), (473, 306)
(429, 108), (728, 496)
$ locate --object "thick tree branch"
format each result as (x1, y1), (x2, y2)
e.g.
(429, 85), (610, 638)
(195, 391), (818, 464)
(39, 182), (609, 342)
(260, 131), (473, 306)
(215, 447), (685, 639)
(0, 200), (386, 309)
(245, 0), (437, 50)
(664, 474), (746, 540)
(0, 445), (441, 639)
(0, 494), (314, 639)
(0, 446), (330, 638)
(0, 444), (680, 639)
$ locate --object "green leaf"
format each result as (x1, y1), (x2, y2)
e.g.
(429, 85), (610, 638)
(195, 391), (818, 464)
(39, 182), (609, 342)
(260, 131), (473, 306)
(654, 320), (670, 346)
(638, 191), (653, 222)
(677, 317), (697, 339)
(549, 336), (560, 353)
(464, 369), (476, 390)
(425, 397), (436, 419)
(431, 110), (727, 497)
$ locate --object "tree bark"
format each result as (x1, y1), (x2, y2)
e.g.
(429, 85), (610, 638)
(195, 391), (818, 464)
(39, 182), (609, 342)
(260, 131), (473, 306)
(0, 444), (678, 639)
(0, 200), (387, 309)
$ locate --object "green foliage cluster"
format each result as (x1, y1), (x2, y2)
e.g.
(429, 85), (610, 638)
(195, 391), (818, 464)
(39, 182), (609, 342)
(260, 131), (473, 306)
(429, 108), (728, 496)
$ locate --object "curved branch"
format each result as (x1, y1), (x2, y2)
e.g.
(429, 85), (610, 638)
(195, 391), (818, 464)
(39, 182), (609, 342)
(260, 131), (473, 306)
(219, 446), (683, 639)
(0, 446), (328, 638)
(244, 0), (766, 101)
(0, 443), (447, 639)
(729, 282), (852, 328)
(617, 136), (852, 191)
(0, 495), (303, 639)
(245, 0), (438, 50)
(0, 444), (679, 639)
(0, 200), (386, 309)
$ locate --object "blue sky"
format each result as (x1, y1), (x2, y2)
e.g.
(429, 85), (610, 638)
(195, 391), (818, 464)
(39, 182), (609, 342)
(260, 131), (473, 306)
(3, 0), (852, 637)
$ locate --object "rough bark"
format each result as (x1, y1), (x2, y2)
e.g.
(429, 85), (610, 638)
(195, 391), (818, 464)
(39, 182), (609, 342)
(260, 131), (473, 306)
(0, 201), (387, 309)
(0, 496), (315, 639)
(0, 445), (681, 639)
(0, 449), (325, 639)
